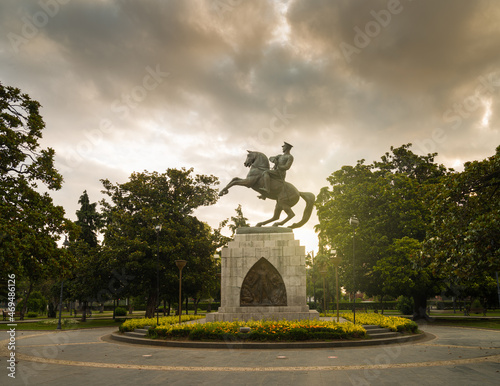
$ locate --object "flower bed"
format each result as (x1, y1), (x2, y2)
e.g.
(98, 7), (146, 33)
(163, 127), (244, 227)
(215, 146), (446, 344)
(340, 313), (419, 333)
(148, 319), (366, 341)
(119, 315), (204, 333)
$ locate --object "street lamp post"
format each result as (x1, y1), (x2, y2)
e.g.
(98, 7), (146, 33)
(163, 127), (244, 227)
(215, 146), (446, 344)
(320, 269), (327, 314)
(155, 224), (162, 325)
(331, 250), (342, 323)
(175, 260), (187, 324)
(349, 216), (359, 324)
(57, 236), (70, 330)
(311, 251), (317, 307)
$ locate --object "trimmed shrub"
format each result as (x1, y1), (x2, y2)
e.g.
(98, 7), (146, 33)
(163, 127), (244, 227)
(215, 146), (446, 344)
(341, 312), (418, 334)
(397, 296), (414, 315)
(119, 315), (204, 333)
(114, 307), (127, 317)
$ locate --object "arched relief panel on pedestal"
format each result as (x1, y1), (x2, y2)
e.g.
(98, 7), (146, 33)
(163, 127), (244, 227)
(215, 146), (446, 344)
(240, 257), (287, 306)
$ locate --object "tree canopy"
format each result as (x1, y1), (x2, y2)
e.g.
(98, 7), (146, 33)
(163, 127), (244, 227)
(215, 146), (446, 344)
(315, 144), (448, 318)
(0, 82), (70, 319)
(100, 168), (223, 317)
(425, 145), (500, 283)
(65, 191), (108, 321)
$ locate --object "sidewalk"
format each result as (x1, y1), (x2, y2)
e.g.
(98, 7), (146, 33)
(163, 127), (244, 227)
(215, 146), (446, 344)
(1, 321), (499, 385)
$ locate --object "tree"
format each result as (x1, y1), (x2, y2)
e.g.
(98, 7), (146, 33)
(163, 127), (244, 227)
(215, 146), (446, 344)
(180, 220), (222, 314)
(373, 237), (442, 318)
(75, 190), (101, 247)
(0, 83), (70, 319)
(66, 191), (107, 322)
(219, 204), (250, 237)
(315, 144), (448, 319)
(425, 146), (500, 291)
(228, 204), (250, 236)
(100, 168), (220, 318)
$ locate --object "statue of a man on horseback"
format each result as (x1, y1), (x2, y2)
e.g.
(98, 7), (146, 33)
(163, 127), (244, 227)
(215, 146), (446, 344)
(259, 142), (294, 199)
(219, 144), (315, 229)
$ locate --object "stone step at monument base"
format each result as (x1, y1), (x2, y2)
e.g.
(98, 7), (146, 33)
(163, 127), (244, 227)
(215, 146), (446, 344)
(206, 309), (319, 322)
(217, 305), (311, 313)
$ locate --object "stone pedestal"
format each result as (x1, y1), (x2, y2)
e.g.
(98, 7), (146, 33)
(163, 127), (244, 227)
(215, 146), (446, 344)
(206, 227), (319, 322)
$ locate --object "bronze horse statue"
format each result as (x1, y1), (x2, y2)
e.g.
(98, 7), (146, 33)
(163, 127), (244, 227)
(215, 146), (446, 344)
(219, 151), (315, 228)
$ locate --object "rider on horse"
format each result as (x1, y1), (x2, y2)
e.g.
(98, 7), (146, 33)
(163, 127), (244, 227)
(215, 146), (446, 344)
(259, 142), (294, 199)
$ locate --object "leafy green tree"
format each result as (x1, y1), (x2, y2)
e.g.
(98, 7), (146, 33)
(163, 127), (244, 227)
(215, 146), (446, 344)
(0, 83), (70, 319)
(100, 168), (220, 318)
(66, 191), (107, 322)
(180, 220), (223, 314)
(76, 190), (101, 247)
(373, 237), (442, 317)
(228, 204), (250, 236)
(425, 146), (500, 283)
(22, 290), (47, 314)
(217, 204), (250, 239)
(315, 144), (447, 319)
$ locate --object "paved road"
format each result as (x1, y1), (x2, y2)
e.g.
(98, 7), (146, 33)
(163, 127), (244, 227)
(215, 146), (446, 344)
(1, 323), (499, 385)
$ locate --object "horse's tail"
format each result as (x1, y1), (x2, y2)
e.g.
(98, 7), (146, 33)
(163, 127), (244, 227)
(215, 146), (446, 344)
(290, 192), (315, 229)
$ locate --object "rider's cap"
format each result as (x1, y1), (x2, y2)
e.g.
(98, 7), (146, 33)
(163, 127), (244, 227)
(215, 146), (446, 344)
(283, 142), (293, 148)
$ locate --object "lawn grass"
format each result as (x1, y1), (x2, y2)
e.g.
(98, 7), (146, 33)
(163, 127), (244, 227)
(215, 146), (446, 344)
(428, 317), (500, 330)
(0, 318), (125, 331)
(328, 309), (500, 331)
(1, 311), (208, 331)
(3, 311), (499, 332)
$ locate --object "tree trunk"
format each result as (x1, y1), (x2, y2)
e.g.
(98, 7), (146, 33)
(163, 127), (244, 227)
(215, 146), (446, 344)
(48, 302), (56, 318)
(185, 297), (189, 315)
(193, 298), (201, 315)
(167, 300), (171, 316)
(162, 300), (167, 316)
(128, 298), (133, 315)
(412, 294), (430, 321)
(80, 301), (87, 322)
(145, 289), (158, 319)
(20, 281), (34, 320)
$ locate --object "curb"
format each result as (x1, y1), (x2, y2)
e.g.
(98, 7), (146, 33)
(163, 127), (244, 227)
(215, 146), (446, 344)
(109, 331), (429, 349)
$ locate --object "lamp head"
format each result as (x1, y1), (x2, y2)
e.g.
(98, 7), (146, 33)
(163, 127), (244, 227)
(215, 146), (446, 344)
(175, 260), (187, 270)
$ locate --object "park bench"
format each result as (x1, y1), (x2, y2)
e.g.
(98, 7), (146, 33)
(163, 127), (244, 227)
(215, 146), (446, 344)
(470, 307), (487, 316)
(2, 310), (20, 320)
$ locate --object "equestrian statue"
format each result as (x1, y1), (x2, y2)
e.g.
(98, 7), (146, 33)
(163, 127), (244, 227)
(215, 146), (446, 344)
(218, 142), (315, 228)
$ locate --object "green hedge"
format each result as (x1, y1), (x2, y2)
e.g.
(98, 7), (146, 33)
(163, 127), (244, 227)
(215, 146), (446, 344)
(311, 302), (398, 311)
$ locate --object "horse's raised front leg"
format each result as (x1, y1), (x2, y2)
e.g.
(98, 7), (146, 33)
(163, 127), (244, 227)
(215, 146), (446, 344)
(219, 177), (241, 196)
(219, 176), (257, 196)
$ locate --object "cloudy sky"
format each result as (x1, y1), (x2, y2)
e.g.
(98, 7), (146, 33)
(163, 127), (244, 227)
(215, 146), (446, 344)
(1, 0), (499, 252)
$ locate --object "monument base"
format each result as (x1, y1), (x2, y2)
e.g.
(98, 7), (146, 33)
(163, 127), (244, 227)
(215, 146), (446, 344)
(205, 227), (319, 322)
